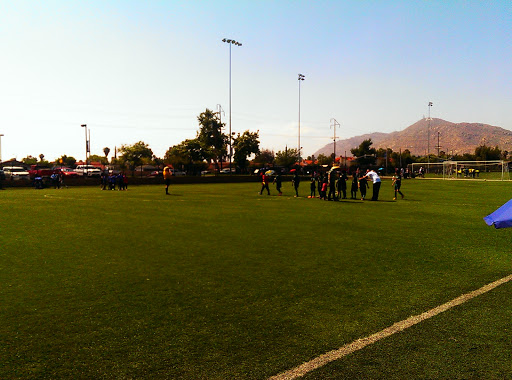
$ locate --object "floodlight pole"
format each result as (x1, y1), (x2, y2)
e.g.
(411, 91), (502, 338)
(81, 124), (88, 168)
(222, 38), (242, 174)
(298, 74), (305, 164)
(330, 118), (340, 163)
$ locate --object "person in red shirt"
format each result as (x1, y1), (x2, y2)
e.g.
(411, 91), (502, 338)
(259, 173), (270, 195)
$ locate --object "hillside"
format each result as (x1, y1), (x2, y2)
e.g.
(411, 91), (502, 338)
(314, 118), (512, 157)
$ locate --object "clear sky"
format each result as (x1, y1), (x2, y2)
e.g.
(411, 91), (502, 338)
(0, 0), (510, 162)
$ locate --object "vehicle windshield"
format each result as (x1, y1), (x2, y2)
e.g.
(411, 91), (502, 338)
(9, 168), (27, 173)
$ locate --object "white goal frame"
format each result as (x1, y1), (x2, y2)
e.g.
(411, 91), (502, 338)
(409, 161), (510, 181)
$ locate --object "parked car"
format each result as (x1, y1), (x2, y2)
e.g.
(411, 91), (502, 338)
(220, 168), (236, 174)
(171, 169), (186, 176)
(3, 166), (30, 180)
(75, 165), (102, 177)
(57, 167), (79, 177)
(148, 170), (162, 177)
(29, 165), (57, 179)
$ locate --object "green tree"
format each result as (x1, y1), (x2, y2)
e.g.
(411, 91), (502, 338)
(88, 154), (108, 164)
(197, 108), (227, 171)
(22, 155), (38, 165)
(475, 145), (502, 161)
(253, 149), (274, 167)
(103, 147), (110, 163)
(275, 148), (299, 169)
(351, 139), (376, 166)
(165, 138), (206, 175)
(232, 130), (260, 173)
(55, 155), (77, 167)
(316, 153), (332, 166)
(118, 141), (154, 174)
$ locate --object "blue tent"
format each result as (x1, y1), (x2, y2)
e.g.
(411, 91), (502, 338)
(484, 199), (512, 229)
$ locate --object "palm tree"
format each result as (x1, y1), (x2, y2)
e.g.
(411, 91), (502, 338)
(103, 147), (110, 164)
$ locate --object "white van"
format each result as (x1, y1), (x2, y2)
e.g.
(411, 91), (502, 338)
(3, 166), (30, 180)
(75, 165), (102, 177)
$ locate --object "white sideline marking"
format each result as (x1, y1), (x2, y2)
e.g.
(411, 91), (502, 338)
(270, 274), (512, 380)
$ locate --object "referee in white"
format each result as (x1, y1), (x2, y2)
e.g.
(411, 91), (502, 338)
(363, 169), (381, 201)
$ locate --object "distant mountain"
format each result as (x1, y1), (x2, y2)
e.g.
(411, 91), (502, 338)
(313, 118), (512, 157)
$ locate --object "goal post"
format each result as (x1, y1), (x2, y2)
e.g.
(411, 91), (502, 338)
(409, 161), (510, 181)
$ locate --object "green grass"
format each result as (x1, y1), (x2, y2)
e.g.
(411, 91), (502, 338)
(1, 179), (511, 379)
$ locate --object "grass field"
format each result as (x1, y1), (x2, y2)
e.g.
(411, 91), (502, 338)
(1, 179), (512, 379)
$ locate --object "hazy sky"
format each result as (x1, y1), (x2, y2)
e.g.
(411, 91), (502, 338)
(0, 0), (510, 162)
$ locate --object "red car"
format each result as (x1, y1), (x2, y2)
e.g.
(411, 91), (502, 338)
(57, 167), (79, 177)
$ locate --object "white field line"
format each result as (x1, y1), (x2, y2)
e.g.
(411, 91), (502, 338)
(270, 274), (512, 380)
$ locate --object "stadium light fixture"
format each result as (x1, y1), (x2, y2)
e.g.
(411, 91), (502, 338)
(222, 38), (242, 173)
(298, 74), (305, 163)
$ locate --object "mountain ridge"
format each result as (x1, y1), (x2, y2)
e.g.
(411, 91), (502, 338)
(313, 119), (512, 157)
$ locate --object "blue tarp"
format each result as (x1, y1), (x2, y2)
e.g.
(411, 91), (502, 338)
(484, 199), (512, 229)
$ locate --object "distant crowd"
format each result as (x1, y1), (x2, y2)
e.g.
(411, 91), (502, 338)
(259, 167), (405, 201)
(101, 172), (128, 191)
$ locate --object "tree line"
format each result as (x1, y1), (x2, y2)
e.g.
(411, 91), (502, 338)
(15, 113), (511, 175)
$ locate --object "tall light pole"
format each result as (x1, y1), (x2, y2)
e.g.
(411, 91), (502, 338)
(81, 124), (88, 168)
(330, 118), (340, 163)
(298, 73), (305, 163)
(222, 38), (242, 173)
(0, 134), (4, 163)
(427, 102), (433, 166)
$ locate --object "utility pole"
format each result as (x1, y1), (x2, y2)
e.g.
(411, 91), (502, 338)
(436, 131), (441, 157)
(427, 102), (433, 168)
(330, 118), (340, 164)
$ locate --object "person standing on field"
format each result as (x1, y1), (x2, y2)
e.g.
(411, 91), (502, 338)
(358, 172), (369, 200)
(292, 171), (300, 197)
(327, 171), (337, 201)
(392, 168), (404, 200)
(163, 166), (172, 195)
(350, 170), (359, 199)
(259, 172), (270, 195)
(336, 170), (347, 199)
(273, 172), (283, 196)
(309, 176), (316, 198)
(362, 169), (382, 201)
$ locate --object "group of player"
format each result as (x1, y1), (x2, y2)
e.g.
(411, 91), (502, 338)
(101, 172), (128, 191)
(260, 167), (405, 201)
